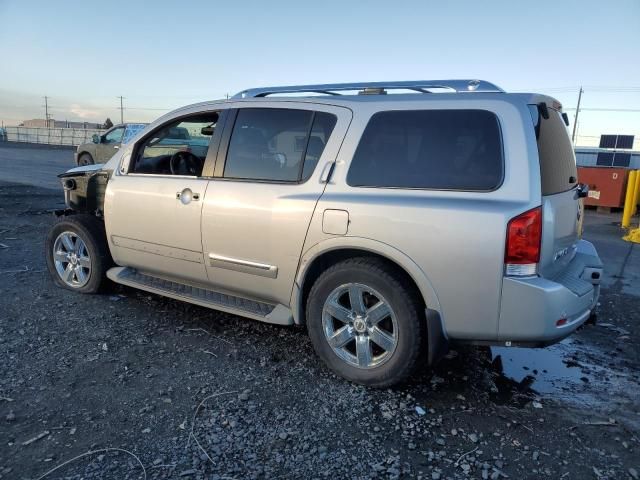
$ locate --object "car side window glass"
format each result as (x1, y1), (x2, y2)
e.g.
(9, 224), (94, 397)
(347, 110), (503, 191)
(130, 112), (219, 176)
(301, 112), (337, 181)
(104, 127), (125, 144)
(224, 108), (336, 182)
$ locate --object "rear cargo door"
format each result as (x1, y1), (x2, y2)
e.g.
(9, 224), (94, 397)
(530, 103), (582, 278)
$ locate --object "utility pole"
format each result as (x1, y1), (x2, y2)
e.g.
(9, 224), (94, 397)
(117, 96), (125, 124)
(43, 96), (50, 127)
(571, 86), (583, 144)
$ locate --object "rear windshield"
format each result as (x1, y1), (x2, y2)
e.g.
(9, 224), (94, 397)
(529, 105), (577, 195)
(347, 110), (503, 191)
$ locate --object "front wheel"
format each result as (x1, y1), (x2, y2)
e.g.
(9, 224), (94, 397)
(45, 214), (112, 293)
(306, 257), (425, 387)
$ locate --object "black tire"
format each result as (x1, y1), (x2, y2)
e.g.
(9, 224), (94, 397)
(45, 214), (112, 293)
(78, 153), (94, 166)
(306, 257), (425, 387)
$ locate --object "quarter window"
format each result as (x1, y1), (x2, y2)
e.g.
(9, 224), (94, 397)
(347, 110), (503, 191)
(224, 108), (336, 182)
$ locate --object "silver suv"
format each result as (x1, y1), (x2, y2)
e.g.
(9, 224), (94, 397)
(45, 80), (603, 387)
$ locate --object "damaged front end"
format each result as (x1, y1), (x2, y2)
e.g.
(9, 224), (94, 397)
(57, 164), (111, 217)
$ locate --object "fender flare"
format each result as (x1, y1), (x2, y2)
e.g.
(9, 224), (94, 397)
(291, 236), (443, 324)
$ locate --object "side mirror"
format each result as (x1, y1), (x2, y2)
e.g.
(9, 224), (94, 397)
(577, 183), (589, 198)
(92, 134), (100, 144)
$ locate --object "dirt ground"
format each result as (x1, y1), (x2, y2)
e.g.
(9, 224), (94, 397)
(0, 180), (639, 480)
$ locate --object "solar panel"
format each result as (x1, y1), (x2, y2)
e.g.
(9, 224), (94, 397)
(598, 134), (635, 149)
(596, 152), (614, 166)
(612, 152), (631, 167)
(599, 135), (617, 148)
(616, 135), (634, 149)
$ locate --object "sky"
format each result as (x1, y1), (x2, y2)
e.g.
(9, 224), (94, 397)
(1, 0), (639, 146)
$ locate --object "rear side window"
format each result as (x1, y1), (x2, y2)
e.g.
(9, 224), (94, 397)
(347, 110), (503, 190)
(224, 108), (336, 182)
(529, 105), (578, 195)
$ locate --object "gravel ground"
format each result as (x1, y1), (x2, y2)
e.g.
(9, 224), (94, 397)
(0, 181), (639, 480)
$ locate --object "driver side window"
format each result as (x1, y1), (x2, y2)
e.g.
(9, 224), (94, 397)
(104, 127), (125, 144)
(130, 112), (219, 176)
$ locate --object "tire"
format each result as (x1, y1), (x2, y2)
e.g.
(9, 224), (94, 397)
(306, 257), (425, 387)
(45, 214), (112, 293)
(78, 153), (94, 166)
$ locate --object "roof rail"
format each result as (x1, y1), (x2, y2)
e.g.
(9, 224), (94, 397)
(232, 80), (504, 98)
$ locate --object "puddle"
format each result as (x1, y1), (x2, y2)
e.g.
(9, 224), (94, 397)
(490, 338), (640, 414)
(491, 339), (593, 395)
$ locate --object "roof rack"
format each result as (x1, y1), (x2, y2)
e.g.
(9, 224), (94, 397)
(232, 80), (504, 98)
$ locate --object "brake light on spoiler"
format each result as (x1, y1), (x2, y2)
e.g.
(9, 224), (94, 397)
(505, 207), (542, 276)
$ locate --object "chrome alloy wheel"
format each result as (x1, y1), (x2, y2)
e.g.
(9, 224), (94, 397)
(52, 231), (91, 288)
(322, 283), (398, 369)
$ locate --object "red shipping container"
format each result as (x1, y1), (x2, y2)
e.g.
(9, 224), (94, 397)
(577, 167), (630, 208)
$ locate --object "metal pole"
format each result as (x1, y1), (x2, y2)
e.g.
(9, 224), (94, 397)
(633, 170), (640, 217)
(571, 86), (583, 144)
(118, 96), (124, 124)
(43, 96), (49, 126)
(622, 170), (638, 228)
(43, 96), (50, 144)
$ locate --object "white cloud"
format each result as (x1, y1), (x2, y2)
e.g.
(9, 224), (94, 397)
(69, 104), (100, 119)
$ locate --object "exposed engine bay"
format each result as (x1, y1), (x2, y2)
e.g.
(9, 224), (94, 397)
(57, 164), (111, 216)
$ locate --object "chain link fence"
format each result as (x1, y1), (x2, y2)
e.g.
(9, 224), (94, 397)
(1, 126), (106, 146)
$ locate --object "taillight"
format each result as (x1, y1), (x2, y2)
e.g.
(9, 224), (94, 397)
(505, 207), (542, 276)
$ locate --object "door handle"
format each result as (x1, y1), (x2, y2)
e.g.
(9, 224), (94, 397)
(319, 162), (335, 183)
(176, 188), (200, 204)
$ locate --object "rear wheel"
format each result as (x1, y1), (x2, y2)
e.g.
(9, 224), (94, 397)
(45, 214), (112, 293)
(78, 153), (94, 166)
(306, 257), (425, 387)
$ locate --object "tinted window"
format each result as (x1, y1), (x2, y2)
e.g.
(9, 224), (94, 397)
(347, 110), (503, 190)
(532, 107), (578, 195)
(224, 109), (336, 182)
(302, 112), (337, 181)
(131, 112), (218, 175)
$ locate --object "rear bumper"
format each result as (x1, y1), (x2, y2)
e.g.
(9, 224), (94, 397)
(496, 239), (602, 346)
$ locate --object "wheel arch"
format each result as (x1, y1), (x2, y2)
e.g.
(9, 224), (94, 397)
(77, 149), (94, 164)
(292, 237), (442, 326)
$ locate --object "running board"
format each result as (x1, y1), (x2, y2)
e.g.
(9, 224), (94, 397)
(106, 267), (294, 325)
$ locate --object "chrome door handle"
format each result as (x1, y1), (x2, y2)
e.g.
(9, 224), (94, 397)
(319, 162), (335, 183)
(176, 188), (199, 204)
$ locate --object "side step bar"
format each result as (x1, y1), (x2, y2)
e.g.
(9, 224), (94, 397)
(106, 267), (294, 325)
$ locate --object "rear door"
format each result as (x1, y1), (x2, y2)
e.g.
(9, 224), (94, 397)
(200, 102), (351, 305)
(529, 102), (582, 278)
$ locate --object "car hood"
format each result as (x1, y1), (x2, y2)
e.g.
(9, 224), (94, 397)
(59, 163), (106, 177)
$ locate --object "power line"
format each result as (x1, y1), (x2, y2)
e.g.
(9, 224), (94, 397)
(125, 107), (172, 111)
(564, 107), (640, 112)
